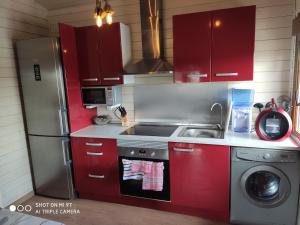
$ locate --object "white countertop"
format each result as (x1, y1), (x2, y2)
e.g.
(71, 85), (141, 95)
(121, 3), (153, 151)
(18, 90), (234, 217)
(71, 123), (299, 151)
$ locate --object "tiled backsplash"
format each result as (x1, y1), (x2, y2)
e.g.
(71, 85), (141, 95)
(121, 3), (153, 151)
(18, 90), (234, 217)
(97, 86), (135, 122)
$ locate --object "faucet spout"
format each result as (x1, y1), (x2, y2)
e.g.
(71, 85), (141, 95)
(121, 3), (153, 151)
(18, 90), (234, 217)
(211, 102), (223, 130)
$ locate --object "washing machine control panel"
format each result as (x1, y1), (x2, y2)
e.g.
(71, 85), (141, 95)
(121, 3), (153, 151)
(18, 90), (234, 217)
(235, 149), (298, 162)
(263, 153), (271, 160)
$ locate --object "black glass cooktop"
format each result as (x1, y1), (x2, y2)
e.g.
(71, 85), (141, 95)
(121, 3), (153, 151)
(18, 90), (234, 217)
(120, 124), (178, 137)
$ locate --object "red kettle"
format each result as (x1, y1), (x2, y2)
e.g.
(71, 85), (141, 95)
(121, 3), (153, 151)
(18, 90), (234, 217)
(255, 98), (292, 141)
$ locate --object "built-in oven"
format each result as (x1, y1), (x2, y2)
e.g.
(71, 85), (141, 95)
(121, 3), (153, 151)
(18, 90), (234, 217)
(81, 86), (122, 107)
(117, 140), (170, 201)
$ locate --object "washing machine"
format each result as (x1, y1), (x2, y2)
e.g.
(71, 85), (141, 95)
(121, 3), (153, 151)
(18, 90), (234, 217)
(231, 147), (300, 225)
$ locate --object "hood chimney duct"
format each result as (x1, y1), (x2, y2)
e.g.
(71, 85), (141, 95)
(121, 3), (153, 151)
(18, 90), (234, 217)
(124, 0), (173, 75)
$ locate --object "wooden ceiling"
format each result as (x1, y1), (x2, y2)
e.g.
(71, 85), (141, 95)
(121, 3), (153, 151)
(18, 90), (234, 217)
(35, 0), (95, 10)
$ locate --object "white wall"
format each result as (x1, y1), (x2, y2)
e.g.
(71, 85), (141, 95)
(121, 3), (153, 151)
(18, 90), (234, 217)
(0, 0), (48, 207)
(47, 0), (295, 120)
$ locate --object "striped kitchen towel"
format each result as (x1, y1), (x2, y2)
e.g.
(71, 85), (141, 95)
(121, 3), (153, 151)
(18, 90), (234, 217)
(122, 159), (144, 180)
(142, 162), (164, 192)
(122, 159), (164, 191)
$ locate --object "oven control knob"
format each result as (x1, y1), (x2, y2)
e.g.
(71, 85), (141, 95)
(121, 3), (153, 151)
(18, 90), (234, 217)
(263, 153), (271, 160)
(151, 152), (155, 157)
(130, 151), (135, 155)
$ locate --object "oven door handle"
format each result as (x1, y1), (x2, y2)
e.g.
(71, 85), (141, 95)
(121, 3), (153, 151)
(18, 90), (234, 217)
(173, 147), (194, 152)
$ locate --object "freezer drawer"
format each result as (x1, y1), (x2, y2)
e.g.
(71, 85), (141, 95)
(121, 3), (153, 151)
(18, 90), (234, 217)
(28, 135), (74, 199)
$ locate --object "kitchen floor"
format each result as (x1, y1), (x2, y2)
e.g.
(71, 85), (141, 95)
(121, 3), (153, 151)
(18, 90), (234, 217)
(24, 196), (229, 225)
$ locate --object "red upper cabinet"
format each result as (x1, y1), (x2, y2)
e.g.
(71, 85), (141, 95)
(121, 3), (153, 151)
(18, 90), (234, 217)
(75, 23), (131, 86)
(173, 6), (255, 83)
(169, 142), (230, 222)
(173, 12), (212, 83)
(99, 23), (124, 85)
(76, 26), (101, 86)
(211, 6), (256, 82)
(58, 23), (96, 132)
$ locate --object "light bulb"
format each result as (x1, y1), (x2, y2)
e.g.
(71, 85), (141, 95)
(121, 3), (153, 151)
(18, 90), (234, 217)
(96, 15), (102, 27)
(106, 13), (113, 25)
(215, 20), (221, 27)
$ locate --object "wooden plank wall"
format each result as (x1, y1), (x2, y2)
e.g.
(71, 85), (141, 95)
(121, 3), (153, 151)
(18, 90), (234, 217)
(48, 0), (295, 111)
(0, 0), (48, 207)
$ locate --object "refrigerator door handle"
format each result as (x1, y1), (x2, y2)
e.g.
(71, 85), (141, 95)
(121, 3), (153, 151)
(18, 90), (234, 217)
(57, 60), (69, 136)
(58, 109), (64, 135)
(61, 108), (69, 135)
(61, 139), (71, 166)
(58, 108), (69, 136)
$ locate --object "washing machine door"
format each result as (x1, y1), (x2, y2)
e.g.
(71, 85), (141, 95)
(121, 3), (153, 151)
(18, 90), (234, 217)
(241, 165), (291, 208)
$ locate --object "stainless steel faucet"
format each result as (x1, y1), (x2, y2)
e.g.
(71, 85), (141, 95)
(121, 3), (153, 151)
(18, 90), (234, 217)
(211, 102), (223, 130)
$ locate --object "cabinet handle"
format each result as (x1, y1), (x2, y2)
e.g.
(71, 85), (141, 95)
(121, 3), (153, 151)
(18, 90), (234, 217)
(85, 142), (103, 147)
(86, 152), (103, 156)
(296, 89), (300, 106)
(88, 174), (105, 179)
(188, 73), (208, 78)
(82, 78), (99, 82)
(103, 77), (120, 81)
(173, 147), (194, 152)
(215, 73), (238, 77)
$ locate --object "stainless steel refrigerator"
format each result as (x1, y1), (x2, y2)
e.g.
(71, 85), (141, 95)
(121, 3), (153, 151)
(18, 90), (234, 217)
(16, 38), (74, 199)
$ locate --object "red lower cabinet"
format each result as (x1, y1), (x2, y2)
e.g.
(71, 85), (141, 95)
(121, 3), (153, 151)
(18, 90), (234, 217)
(169, 142), (230, 222)
(71, 137), (230, 221)
(71, 137), (119, 199)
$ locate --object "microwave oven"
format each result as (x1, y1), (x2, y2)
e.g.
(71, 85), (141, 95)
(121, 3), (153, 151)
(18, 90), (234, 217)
(81, 86), (122, 107)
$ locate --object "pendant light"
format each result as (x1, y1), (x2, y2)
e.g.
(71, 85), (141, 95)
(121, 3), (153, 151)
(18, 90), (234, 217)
(104, 0), (114, 25)
(94, 0), (103, 27)
(94, 0), (114, 27)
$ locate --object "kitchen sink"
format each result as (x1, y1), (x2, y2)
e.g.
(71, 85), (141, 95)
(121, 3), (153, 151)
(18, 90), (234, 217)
(178, 125), (224, 139)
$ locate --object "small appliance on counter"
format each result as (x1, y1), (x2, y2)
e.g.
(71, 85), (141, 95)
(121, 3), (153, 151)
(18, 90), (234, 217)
(81, 86), (122, 108)
(93, 115), (112, 125)
(255, 98), (292, 141)
(231, 88), (255, 133)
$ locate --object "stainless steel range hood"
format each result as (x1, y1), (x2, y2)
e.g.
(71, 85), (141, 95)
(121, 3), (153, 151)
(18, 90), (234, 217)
(124, 0), (173, 75)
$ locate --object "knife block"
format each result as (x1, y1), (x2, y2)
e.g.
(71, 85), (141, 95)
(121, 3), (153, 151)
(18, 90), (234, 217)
(121, 115), (129, 127)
